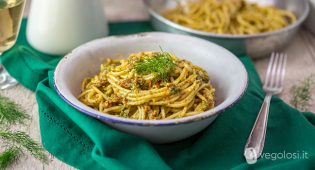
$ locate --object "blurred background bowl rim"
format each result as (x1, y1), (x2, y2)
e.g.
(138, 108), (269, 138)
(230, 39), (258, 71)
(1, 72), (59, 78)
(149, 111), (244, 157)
(54, 32), (248, 126)
(143, 0), (310, 39)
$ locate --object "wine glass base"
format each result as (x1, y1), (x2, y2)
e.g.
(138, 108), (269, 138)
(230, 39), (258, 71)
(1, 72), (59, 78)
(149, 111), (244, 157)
(0, 66), (18, 90)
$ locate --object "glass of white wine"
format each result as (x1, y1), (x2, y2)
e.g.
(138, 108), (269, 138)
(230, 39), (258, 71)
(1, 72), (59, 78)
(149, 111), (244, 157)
(0, 0), (25, 89)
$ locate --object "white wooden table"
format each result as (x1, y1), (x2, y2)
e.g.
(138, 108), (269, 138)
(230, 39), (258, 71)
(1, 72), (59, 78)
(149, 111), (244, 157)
(2, 0), (315, 169)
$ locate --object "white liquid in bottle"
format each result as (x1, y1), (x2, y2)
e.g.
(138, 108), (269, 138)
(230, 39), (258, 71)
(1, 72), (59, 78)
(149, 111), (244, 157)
(27, 0), (108, 55)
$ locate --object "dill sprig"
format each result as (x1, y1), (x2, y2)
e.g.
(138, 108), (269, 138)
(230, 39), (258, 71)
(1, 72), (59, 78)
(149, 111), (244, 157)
(290, 75), (315, 112)
(135, 52), (176, 82)
(0, 131), (48, 164)
(0, 95), (29, 126)
(0, 147), (20, 170)
(0, 94), (49, 168)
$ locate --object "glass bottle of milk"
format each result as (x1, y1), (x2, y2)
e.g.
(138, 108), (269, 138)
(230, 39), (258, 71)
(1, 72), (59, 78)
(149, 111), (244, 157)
(27, 0), (108, 55)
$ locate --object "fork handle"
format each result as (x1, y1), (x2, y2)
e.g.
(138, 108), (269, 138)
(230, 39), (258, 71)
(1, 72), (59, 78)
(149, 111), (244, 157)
(244, 94), (272, 164)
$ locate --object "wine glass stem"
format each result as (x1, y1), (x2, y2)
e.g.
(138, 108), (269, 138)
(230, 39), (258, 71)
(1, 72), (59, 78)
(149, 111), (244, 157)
(0, 52), (3, 70)
(0, 53), (4, 71)
(0, 52), (19, 89)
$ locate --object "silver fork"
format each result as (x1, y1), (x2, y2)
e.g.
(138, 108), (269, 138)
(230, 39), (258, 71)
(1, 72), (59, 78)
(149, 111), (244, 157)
(244, 53), (287, 164)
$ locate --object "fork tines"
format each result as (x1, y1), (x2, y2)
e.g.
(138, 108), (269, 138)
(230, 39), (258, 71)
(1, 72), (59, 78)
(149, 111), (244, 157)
(263, 53), (288, 92)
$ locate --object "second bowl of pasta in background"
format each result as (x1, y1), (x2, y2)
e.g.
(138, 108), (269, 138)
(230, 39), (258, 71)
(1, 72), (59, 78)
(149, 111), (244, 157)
(54, 32), (248, 143)
(144, 0), (309, 58)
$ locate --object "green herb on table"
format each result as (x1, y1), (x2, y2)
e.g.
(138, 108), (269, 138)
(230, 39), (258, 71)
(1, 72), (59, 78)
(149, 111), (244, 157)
(0, 147), (20, 170)
(0, 95), (29, 125)
(135, 52), (176, 82)
(290, 75), (315, 112)
(0, 131), (48, 163)
(0, 95), (48, 169)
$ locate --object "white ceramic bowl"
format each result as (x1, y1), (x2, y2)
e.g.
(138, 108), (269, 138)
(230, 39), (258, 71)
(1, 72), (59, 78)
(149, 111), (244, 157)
(54, 32), (248, 143)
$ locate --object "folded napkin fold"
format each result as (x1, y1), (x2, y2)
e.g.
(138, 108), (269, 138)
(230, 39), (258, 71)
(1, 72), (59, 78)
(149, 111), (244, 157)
(2, 19), (315, 170)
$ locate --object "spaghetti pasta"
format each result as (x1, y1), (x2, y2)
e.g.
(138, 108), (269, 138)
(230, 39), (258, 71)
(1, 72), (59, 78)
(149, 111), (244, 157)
(163, 0), (297, 35)
(78, 51), (215, 120)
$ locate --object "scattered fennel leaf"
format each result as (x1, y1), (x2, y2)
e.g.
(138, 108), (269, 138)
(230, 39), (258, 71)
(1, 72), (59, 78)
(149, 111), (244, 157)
(0, 94), (48, 168)
(0, 131), (48, 164)
(0, 147), (21, 170)
(290, 75), (315, 112)
(0, 95), (29, 126)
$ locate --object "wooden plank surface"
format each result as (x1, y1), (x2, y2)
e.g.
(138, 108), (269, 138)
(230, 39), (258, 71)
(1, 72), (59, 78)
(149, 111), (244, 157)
(254, 29), (315, 112)
(2, 0), (314, 169)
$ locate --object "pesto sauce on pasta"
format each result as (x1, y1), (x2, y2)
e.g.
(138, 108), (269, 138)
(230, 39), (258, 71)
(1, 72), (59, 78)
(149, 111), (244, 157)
(163, 0), (297, 35)
(78, 51), (215, 120)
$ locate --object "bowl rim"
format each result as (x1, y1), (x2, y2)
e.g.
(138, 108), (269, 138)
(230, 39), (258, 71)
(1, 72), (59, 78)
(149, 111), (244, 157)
(54, 32), (248, 126)
(143, 0), (310, 39)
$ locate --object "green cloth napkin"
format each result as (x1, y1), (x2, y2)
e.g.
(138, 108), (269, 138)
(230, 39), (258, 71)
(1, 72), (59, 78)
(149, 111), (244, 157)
(2, 19), (315, 170)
